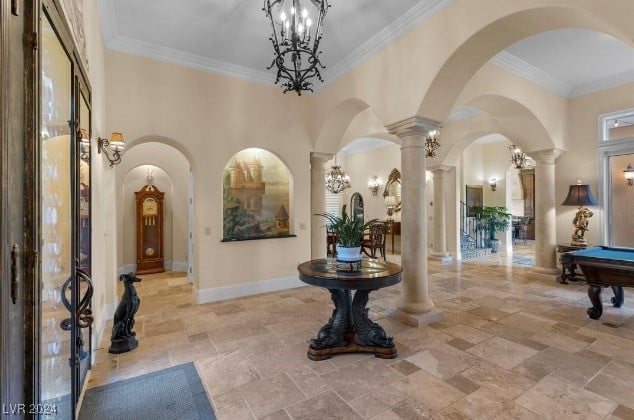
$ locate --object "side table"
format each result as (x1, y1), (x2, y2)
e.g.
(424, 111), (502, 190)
(297, 258), (402, 361)
(556, 244), (586, 284)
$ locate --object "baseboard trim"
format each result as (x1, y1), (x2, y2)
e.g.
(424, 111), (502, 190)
(171, 261), (188, 272)
(93, 301), (117, 359)
(197, 275), (304, 304)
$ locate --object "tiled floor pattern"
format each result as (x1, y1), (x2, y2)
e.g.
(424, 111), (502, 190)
(89, 246), (634, 419)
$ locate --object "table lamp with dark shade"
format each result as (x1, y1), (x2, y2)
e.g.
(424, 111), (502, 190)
(561, 182), (597, 246)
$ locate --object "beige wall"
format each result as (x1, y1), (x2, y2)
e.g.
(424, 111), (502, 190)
(105, 50), (313, 299)
(82, 0), (119, 350)
(86, 0), (634, 314)
(462, 142), (484, 191)
(340, 144), (401, 222)
(311, 0), (634, 146)
(564, 83), (634, 246)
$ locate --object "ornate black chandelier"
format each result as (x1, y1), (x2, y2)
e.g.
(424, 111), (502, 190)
(263, 0), (330, 95)
(425, 129), (441, 158)
(509, 144), (527, 170)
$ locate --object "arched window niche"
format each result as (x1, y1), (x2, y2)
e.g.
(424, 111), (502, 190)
(597, 109), (634, 247)
(222, 147), (295, 241)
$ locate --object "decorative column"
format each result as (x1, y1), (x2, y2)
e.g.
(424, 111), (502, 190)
(430, 165), (453, 263)
(310, 152), (333, 259)
(531, 149), (563, 274)
(387, 117), (442, 326)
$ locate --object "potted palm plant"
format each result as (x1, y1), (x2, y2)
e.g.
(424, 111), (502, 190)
(474, 206), (512, 253)
(316, 205), (377, 261)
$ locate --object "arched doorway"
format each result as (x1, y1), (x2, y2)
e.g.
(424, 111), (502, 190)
(116, 141), (193, 284)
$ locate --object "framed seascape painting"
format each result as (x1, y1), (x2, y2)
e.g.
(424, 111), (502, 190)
(222, 148), (293, 241)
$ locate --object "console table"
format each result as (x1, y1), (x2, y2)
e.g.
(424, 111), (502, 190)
(556, 244), (586, 284)
(297, 258), (402, 360)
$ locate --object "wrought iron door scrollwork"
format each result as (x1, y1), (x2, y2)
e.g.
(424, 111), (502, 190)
(60, 268), (94, 331)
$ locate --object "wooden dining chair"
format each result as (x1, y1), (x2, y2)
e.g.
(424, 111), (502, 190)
(361, 222), (387, 260)
(326, 225), (338, 257)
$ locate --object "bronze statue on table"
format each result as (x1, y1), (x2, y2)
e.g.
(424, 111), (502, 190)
(109, 272), (142, 354)
(571, 208), (593, 246)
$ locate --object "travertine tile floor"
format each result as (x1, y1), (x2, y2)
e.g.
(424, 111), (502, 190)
(89, 245), (634, 419)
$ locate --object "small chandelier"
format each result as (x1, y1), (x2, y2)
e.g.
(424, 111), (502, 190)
(425, 129), (440, 158)
(325, 161), (351, 194)
(509, 144), (526, 170)
(263, 0), (330, 95)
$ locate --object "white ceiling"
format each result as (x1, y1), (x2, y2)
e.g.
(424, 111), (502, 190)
(98, 0), (450, 84)
(97, 1), (634, 98)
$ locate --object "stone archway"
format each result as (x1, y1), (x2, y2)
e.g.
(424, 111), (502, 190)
(437, 92), (560, 270)
(417, 4), (634, 123)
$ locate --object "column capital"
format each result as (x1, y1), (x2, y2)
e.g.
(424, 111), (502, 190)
(429, 165), (453, 174)
(530, 148), (564, 165)
(310, 152), (334, 164)
(387, 116), (441, 139)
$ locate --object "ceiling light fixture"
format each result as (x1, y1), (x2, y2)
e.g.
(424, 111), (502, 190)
(325, 157), (350, 194)
(425, 129), (441, 158)
(263, 0), (330, 95)
(509, 144), (527, 170)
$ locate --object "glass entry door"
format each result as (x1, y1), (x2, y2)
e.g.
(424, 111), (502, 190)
(40, 12), (73, 415)
(40, 5), (93, 418)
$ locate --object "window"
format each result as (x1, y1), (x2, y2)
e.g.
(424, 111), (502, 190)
(325, 190), (343, 217)
(599, 109), (634, 142)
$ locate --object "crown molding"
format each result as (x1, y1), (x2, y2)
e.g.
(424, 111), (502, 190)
(99, 0), (452, 92)
(491, 51), (573, 98)
(106, 35), (276, 86)
(322, 0), (453, 84)
(571, 69), (634, 98)
(98, 0), (634, 99)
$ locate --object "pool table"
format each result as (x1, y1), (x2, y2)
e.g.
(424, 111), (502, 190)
(569, 246), (634, 320)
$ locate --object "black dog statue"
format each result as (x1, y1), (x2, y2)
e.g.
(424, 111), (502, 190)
(109, 272), (142, 354)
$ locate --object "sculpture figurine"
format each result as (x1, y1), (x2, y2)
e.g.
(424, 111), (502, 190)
(109, 272), (142, 354)
(571, 208), (593, 246)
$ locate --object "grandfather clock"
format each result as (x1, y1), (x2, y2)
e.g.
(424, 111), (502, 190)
(135, 184), (165, 274)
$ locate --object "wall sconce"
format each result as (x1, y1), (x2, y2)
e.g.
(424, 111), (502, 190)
(489, 177), (497, 191)
(368, 175), (381, 196)
(78, 128), (90, 160)
(98, 132), (125, 167)
(624, 163), (634, 186)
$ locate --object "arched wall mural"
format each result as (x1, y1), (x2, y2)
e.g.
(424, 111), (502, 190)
(222, 148), (293, 241)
